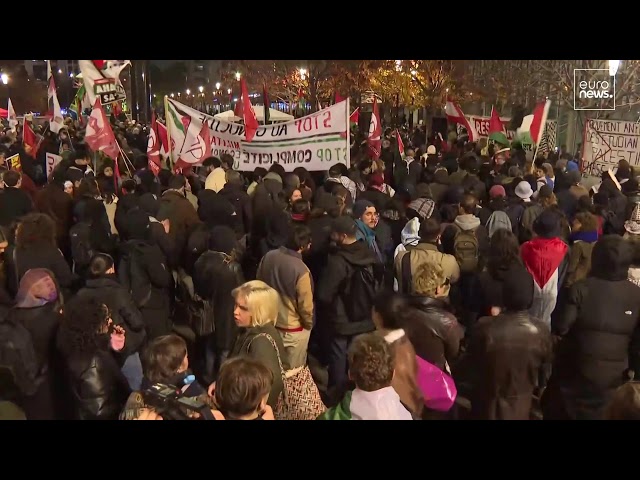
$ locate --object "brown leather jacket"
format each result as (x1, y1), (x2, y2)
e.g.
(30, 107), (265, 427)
(463, 311), (552, 420)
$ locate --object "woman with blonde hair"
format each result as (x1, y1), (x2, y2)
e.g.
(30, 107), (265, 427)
(212, 280), (285, 409)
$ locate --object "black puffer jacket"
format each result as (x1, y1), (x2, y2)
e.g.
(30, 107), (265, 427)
(193, 251), (244, 349)
(405, 296), (464, 370)
(75, 276), (146, 358)
(546, 236), (640, 420)
(62, 348), (130, 420)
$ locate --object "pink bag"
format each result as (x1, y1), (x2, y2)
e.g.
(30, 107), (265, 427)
(415, 355), (457, 412)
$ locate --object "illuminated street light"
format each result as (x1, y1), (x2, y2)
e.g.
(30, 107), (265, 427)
(198, 86), (204, 93)
(227, 88), (232, 94)
(410, 69), (417, 76)
(1, 73), (8, 85)
(69, 72), (74, 78)
(186, 89), (191, 95)
(235, 72), (241, 81)
(58, 69), (62, 74)
(215, 82), (221, 90)
(609, 60), (621, 76)
(299, 68), (307, 80)
(170, 93), (175, 98)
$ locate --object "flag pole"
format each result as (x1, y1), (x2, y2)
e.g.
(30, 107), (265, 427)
(346, 97), (351, 170)
(164, 95), (173, 170)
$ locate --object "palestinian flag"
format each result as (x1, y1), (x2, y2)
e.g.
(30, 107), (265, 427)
(318, 389), (413, 420)
(488, 106), (509, 148)
(444, 98), (478, 142)
(517, 100), (551, 146)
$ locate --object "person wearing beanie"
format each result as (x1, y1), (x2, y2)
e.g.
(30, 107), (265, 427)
(566, 212), (599, 286)
(428, 168), (450, 204)
(520, 208), (570, 326)
(567, 170), (589, 201)
(316, 215), (379, 391)
(461, 265), (552, 420)
(489, 185), (506, 200)
(543, 235), (640, 420)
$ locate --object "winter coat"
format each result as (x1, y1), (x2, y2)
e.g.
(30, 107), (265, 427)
(218, 183), (253, 236)
(157, 189), (201, 258)
(34, 183), (73, 248)
(0, 187), (33, 227)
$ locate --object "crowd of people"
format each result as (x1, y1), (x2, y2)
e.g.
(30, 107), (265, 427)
(1, 113), (640, 421)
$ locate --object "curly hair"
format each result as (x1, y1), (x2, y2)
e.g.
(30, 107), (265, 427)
(15, 213), (57, 249)
(57, 296), (110, 357)
(487, 229), (523, 277)
(413, 261), (446, 297)
(348, 333), (395, 392)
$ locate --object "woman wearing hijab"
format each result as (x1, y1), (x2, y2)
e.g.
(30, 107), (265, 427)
(11, 269), (63, 419)
(193, 226), (245, 383)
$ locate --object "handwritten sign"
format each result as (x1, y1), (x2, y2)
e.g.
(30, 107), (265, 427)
(167, 98), (350, 172)
(46, 152), (63, 179)
(582, 119), (640, 177)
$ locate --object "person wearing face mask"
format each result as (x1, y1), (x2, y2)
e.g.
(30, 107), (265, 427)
(316, 216), (379, 394)
(257, 224), (314, 370)
(56, 296), (131, 420)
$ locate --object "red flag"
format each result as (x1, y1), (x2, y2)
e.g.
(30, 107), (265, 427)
(198, 120), (212, 160)
(489, 106), (504, 135)
(113, 101), (123, 117)
(23, 119), (38, 157)
(438, 132), (449, 152)
(147, 111), (162, 176)
(335, 92), (346, 104)
(366, 99), (382, 159)
(156, 121), (169, 153)
(350, 108), (360, 124)
(241, 78), (258, 142)
(84, 99), (120, 161)
(394, 129), (404, 155)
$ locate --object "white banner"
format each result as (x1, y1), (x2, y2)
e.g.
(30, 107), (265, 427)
(166, 98), (350, 172)
(45, 152), (62, 179)
(583, 119), (640, 177)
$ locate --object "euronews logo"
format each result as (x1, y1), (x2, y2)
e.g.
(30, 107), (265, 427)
(574, 69), (616, 111)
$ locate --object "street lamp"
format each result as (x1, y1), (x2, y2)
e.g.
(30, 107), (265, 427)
(227, 88), (232, 95)
(235, 72), (241, 81)
(299, 68), (307, 80)
(198, 86), (204, 93)
(186, 89), (191, 96)
(69, 72), (74, 78)
(1, 74), (8, 85)
(215, 82), (221, 90)
(609, 60), (621, 76)
(170, 93), (175, 98)
(57, 69), (62, 74)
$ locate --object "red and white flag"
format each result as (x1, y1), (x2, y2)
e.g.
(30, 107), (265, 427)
(46, 61), (64, 134)
(366, 98), (382, 159)
(147, 111), (162, 175)
(23, 119), (38, 156)
(84, 99), (120, 161)
(394, 129), (404, 155)
(350, 107), (360, 125)
(445, 97), (478, 142)
(240, 78), (259, 142)
(518, 100), (551, 146)
(7, 98), (17, 132)
(156, 121), (169, 158)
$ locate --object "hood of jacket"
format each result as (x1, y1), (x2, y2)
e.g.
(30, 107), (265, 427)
(591, 235), (634, 281)
(454, 213), (481, 231)
(401, 217), (421, 247)
(335, 239), (378, 267)
(84, 275), (122, 291)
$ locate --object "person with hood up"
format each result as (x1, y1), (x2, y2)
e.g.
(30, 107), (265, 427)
(543, 235), (640, 420)
(520, 208), (570, 327)
(219, 170), (252, 236)
(11, 269), (63, 419)
(316, 216), (379, 392)
(462, 266), (552, 420)
(118, 208), (173, 340)
(193, 226), (245, 383)
(137, 193), (175, 268)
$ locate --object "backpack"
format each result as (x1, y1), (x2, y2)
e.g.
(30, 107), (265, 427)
(453, 227), (479, 273)
(0, 313), (40, 400)
(486, 210), (512, 238)
(118, 249), (152, 309)
(69, 223), (94, 273)
(344, 264), (379, 324)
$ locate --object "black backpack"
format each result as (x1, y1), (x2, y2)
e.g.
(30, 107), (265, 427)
(0, 312), (40, 400)
(69, 223), (94, 273)
(344, 264), (380, 324)
(118, 249), (152, 309)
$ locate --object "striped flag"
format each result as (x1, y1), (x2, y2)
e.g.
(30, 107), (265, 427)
(517, 100), (551, 146)
(444, 98), (478, 142)
(46, 61), (65, 133)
